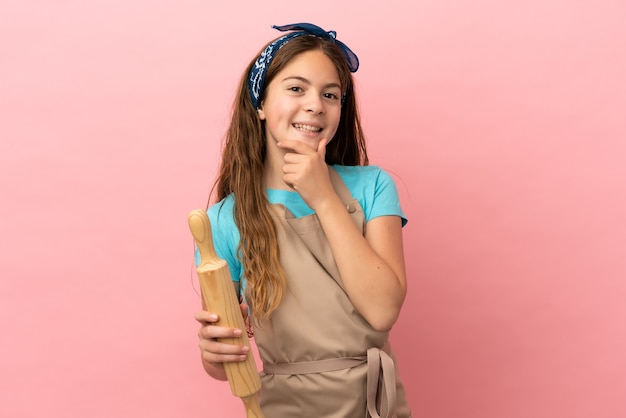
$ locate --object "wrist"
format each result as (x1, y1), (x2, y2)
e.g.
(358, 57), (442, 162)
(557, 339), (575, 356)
(311, 193), (345, 218)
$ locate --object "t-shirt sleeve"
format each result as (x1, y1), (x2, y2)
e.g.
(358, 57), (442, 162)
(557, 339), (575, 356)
(194, 201), (243, 286)
(368, 168), (408, 226)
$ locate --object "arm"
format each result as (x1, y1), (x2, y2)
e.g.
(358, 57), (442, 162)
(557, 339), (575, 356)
(279, 139), (407, 331)
(314, 200), (407, 331)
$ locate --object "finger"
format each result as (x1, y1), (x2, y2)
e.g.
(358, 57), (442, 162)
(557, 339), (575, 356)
(199, 340), (249, 363)
(194, 310), (219, 325)
(201, 350), (249, 364)
(198, 324), (243, 340)
(202, 350), (249, 364)
(282, 151), (306, 166)
(317, 137), (329, 155)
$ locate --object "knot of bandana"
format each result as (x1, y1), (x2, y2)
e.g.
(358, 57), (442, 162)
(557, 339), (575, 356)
(248, 23), (360, 109)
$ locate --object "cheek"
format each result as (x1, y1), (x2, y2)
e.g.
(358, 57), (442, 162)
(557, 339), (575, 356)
(262, 104), (293, 141)
(329, 110), (342, 133)
(265, 113), (288, 133)
(266, 101), (295, 123)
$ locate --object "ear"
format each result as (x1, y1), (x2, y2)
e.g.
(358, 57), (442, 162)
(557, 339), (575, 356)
(257, 103), (266, 120)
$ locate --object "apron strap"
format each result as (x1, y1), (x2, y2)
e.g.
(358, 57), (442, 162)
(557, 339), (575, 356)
(263, 356), (366, 375)
(366, 347), (397, 418)
(327, 167), (354, 205)
(262, 347), (397, 418)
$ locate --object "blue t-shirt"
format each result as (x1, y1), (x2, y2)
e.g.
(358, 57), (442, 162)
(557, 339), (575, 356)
(196, 165), (407, 289)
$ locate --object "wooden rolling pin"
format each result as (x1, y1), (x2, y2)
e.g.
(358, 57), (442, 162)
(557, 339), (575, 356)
(188, 209), (264, 418)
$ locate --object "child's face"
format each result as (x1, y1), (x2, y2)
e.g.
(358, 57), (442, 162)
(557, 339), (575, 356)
(258, 50), (342, 151)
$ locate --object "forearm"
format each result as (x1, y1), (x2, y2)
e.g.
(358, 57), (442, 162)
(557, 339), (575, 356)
(314, 195), (407, 331)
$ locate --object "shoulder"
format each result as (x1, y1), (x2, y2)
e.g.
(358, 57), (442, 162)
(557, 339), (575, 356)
(331, 165), (407, 226)
(205, 194), (243, 280)
(208, 194), (236, 225)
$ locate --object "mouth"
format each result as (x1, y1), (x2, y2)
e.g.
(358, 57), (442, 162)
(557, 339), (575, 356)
(293, 123), (323, 133)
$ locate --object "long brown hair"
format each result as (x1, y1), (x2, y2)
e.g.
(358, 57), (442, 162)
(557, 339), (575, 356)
(210, 35), (368, 320)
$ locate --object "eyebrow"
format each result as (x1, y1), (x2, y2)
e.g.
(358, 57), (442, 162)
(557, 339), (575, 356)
(281, 76), (341, 90)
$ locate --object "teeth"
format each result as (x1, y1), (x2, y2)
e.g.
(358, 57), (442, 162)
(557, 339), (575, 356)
(293, 124), (321, 133)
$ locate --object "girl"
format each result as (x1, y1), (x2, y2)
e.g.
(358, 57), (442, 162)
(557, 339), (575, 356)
(194, 23), (412, 417)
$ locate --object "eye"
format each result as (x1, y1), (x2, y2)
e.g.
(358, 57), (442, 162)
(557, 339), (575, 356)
(323, 92), (339, 100)
(289, 86), (303, 92)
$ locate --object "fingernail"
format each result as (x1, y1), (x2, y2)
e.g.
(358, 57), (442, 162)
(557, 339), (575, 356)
(233, 329), (242, 336)
(209, 314), (218, 321)
(239, 355), (247, 361)
(242, 346), (249, 352)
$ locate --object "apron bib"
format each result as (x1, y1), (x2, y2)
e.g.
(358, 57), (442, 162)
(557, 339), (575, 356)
(247, 168), (411, 417)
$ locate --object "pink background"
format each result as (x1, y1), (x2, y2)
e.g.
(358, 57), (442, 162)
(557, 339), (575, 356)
(1, 1), (625, 417)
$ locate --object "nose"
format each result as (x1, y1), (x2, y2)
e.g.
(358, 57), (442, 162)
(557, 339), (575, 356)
(304, 94), (325, 114)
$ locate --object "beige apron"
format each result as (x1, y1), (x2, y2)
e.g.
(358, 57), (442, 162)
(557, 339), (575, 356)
(247, 169), (412, 417)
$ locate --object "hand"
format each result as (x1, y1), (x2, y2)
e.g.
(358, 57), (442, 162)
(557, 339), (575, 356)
(194, 302), (250, 365)
(278, 138), (336, 209)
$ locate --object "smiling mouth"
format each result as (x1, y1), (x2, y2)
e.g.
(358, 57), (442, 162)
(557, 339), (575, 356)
(293, 123), (322, 133)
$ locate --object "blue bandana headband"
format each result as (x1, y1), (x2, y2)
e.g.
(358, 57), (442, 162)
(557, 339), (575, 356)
(248, 23), (360, 109)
